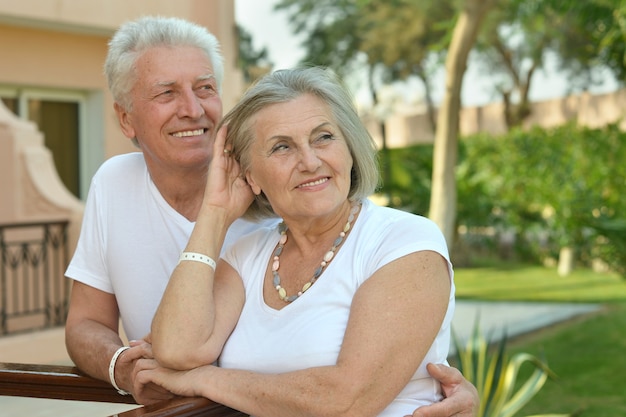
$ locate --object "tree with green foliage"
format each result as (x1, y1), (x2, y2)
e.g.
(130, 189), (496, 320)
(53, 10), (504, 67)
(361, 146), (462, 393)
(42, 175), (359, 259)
(458, 123), (626, 276)
(274, 0), (453, 124)
(547, 0), (626, 85)
(473, 0), (626, 129)
(429, 0), (496, 248)
(383, 122), (626, 277)
(355, 0), (455, 132)
(383, 145), (434, 215)
(473, 0), (553, 129)
(237, 25), (273, 83)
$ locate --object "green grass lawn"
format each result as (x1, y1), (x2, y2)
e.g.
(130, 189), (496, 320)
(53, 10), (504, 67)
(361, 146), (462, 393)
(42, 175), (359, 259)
(455, 261), (626, 302)
(453, 261), (626, 417)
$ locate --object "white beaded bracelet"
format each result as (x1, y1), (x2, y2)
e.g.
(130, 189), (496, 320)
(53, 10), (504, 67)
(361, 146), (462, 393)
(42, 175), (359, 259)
(179, 251), (216, 271)
(109, 346), (131, 395)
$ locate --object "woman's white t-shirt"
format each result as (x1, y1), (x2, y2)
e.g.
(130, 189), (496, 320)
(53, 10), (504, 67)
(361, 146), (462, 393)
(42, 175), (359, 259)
(220, 199), (455, 416)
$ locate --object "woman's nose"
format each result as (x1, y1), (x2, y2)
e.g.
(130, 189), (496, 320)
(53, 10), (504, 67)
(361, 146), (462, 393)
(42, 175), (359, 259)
(298, 146), (322, 171)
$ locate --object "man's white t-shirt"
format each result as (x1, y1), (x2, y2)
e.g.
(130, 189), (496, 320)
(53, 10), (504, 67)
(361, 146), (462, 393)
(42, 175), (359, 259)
(65, 152), (274, 340)
(220, 198), (455, 416)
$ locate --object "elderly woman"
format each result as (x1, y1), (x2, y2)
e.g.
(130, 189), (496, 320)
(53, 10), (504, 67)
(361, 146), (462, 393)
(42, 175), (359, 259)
(146, 67), (456, 417)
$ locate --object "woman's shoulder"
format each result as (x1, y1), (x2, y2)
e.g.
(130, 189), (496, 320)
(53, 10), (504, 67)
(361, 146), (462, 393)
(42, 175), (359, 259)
(358, 200), (447, 248)
(362, 199), (438, 230)
(357, 200), (450, 263)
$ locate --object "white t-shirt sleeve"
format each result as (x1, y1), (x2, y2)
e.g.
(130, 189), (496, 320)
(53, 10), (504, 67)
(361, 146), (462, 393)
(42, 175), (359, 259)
(65, 173), (113, 293)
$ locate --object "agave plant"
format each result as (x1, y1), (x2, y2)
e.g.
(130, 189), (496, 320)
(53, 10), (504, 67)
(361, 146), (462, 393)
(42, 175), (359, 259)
(451, 318), (570, 417)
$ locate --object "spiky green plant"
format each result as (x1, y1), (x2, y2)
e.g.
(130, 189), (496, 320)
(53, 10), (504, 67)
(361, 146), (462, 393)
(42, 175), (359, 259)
(451, 320), (570, 417)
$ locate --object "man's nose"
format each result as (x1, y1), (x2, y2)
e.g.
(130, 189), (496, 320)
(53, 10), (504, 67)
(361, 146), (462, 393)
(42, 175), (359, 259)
(178, 89), (204, 119)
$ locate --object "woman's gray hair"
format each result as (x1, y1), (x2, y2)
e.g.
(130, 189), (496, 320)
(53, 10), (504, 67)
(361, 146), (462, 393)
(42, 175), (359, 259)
(104, 15), (224, 111)
(220, 67), (380, 220)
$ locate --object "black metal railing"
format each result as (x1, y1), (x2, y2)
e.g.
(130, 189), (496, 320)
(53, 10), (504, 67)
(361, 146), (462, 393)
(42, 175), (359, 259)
(0, 220), (69, 335)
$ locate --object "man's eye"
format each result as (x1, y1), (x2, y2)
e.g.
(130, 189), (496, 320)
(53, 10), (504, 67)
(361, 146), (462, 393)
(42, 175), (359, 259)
(196, 84), (217, 98)
(200, 84), (216, 92)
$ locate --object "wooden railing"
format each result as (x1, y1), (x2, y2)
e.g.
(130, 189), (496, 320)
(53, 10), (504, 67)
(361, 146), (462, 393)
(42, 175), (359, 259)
(0, 362), (247, 417)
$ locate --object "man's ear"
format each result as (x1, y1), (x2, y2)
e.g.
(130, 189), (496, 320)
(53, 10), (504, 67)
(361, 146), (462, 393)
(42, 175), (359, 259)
(114, 102), (136, 140)
(245, 172), (262, 196)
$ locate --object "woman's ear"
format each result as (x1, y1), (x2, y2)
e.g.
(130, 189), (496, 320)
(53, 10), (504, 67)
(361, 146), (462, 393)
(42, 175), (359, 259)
(245, 172), (262, 195)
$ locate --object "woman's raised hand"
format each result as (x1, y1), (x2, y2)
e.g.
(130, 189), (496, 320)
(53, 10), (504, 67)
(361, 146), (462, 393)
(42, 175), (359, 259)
(203, 124), (254, 223)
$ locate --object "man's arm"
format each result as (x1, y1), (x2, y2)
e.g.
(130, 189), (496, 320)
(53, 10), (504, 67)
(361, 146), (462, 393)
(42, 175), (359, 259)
(65, 281), (176, 405)
(65, 281), (126, 381)
(408, 363), (479, 417)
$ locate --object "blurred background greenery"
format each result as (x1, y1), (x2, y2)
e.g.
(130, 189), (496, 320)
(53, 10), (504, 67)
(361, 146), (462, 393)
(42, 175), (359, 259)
(380, 123), (626, 279)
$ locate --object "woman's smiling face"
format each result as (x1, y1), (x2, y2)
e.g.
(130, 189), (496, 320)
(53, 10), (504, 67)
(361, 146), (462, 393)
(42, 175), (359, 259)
(244, 93), (353, 221)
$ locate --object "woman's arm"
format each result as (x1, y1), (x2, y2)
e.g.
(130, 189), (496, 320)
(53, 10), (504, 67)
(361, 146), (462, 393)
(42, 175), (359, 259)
(151, 125), (253, 370)
(146, 249), (451, 417)
(151, 255), (246, 369)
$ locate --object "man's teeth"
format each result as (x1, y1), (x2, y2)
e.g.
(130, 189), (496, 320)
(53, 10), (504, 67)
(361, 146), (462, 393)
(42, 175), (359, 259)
(299, 178), (328, 187)
(172, 129), (204, 137)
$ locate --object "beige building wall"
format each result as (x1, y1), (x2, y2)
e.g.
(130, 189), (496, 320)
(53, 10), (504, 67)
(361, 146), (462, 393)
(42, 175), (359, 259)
(0, 0), (241, 189)
(367, 88), (626, 149)
(0, 0), (242, 256)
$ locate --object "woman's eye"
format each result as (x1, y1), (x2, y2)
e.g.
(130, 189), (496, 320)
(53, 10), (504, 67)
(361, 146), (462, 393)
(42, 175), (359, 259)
(317, 133), (334, 142)
(270, 143), (289, 153)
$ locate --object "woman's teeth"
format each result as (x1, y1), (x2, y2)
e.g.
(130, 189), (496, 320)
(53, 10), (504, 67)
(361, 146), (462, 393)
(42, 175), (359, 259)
(299, 178), (328, 188)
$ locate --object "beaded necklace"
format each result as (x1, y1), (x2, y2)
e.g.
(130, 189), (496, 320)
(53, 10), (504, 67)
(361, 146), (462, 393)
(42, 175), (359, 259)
(272, 202), (361, 303)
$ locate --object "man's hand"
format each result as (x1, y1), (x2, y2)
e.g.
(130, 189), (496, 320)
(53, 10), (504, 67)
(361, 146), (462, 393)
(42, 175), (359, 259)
(408, 363), (479, 417)
(120, 339), (177, 405)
